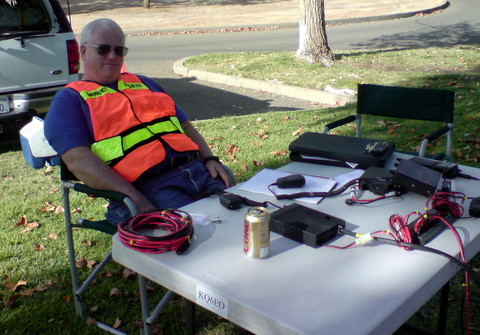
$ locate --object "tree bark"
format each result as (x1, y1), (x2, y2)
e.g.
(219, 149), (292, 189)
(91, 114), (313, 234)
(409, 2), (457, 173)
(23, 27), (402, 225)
(297, 0), (335, 66)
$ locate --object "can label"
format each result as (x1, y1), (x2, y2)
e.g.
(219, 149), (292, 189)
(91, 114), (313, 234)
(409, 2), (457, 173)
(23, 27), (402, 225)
(244, 207), (270, 258)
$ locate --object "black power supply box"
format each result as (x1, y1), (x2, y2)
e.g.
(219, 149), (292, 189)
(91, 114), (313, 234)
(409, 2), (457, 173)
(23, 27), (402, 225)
(270, 203), (345, 247)
(393, 159), (443, 197)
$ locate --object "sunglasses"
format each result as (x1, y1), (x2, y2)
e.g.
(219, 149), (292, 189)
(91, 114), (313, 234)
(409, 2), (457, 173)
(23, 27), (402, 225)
(87, 43), (129, 57)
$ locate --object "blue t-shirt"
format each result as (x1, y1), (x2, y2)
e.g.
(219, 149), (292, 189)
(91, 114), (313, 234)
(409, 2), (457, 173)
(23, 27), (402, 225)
(44, 75), (188, 156)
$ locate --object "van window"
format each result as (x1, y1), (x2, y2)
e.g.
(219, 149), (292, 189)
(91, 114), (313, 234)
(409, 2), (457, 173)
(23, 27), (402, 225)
(0, 0), (52, 34)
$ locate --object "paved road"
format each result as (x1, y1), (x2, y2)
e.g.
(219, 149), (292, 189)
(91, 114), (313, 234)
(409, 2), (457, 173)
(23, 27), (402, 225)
(121, 0), (479, 120)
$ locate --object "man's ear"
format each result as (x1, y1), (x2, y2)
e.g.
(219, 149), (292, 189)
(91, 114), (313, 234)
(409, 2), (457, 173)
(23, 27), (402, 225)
(80, 44), (87, 59)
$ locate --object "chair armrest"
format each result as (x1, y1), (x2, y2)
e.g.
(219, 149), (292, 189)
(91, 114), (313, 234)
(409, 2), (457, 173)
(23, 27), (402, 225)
(424, 125), (451, 143)
(70, 182), (128, 203)
(419, 125), (451, 157)
(322, 115), (357, 133)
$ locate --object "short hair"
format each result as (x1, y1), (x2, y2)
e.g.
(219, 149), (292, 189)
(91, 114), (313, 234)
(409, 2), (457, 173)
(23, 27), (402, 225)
(80, 18), (125, 46)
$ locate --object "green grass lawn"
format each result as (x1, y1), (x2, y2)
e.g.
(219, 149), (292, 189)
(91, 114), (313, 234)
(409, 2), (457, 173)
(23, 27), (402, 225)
(1, 45), (479, 334)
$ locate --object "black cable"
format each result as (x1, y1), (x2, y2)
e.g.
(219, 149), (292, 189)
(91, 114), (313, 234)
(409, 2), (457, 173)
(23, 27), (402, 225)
(273, 179), (359, 200)
(374, 236), (480, 288)
(338, 227), (480, 287)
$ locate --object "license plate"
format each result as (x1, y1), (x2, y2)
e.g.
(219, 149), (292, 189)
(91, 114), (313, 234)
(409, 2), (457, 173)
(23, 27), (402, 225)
(0, 97), (11, 114)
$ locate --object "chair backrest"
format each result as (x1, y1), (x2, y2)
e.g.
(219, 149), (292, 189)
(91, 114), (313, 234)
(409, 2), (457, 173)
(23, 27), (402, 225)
(357, 84), (454, 123)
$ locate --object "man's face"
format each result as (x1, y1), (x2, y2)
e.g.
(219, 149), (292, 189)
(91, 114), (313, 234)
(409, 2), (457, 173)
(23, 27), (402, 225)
(81, 28), (125, 84)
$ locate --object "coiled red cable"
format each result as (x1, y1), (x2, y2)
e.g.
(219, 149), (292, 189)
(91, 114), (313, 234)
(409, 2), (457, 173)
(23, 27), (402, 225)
(118, 209), (194, 254)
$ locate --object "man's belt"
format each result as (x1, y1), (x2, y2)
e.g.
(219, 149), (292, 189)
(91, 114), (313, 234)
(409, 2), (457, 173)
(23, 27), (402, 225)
(134, 151), (200, 184)
(168, 151), (200, 170)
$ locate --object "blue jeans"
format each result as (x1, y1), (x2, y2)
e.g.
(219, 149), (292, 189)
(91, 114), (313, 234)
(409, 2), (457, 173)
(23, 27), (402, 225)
(106, 159), (226, 225)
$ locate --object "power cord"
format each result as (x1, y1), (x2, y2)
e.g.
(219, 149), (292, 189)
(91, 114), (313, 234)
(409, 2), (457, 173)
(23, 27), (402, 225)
(332, 191), (476, 335)
(118, 209), (194, 254)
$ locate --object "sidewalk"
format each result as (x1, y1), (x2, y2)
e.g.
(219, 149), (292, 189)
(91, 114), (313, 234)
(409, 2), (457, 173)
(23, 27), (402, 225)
(68, 0), (448, 34)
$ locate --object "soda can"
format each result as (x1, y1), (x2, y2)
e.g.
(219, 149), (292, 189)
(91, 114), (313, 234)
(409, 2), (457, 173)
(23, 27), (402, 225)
(243, 207), (270, 258)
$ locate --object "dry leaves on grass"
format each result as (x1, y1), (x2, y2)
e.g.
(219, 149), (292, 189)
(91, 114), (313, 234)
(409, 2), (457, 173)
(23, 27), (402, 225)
(15, 215), (39, 233)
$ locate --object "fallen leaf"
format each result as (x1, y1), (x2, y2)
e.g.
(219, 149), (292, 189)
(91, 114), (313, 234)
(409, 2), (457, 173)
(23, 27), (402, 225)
(43, 165), (54, 175)
(258, 130), (268, 140)
(110, 288), (122, 298)
(291, 126), (304, 136)
(113, 318), (122, 329)
(253, 160), (266, 166)
(86, 317), (97, 325)
(122, 268), (136, 278)
(270, 150), (288, 156)
(62, 295), (70, 303)
(81, 239), (92, 247)
(76, 258), (87, 268)
(86, 260), (97, 269)
(225, 144), (240, 153)
(54, 205), (64, 215)
(15, 216), (28, 226)
(238, 163), (248, 172)
(48, 187), (60, 194)
(4, 280), (27, 292)
(49, 233), (58, 239)
(34, 244), (46, 251)
(20, 222), (39, 233)
(20, 289), (35, 297)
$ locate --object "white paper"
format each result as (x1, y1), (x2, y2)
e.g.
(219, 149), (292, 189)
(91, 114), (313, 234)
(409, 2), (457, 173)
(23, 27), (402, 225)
(299, 154), (360, 169)
(239, 169), (337, 204)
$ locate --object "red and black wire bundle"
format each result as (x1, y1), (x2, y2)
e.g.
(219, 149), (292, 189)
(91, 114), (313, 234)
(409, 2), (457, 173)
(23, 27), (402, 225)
(118, 209), (194, 254)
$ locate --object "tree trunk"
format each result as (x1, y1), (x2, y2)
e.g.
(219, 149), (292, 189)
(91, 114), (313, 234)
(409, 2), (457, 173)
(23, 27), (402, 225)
(143, 0), (151, 9)
(297, 0), (335, 66)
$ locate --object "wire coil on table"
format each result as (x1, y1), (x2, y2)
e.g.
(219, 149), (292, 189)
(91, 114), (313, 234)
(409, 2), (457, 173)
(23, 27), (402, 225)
(118, 209), (194, 254)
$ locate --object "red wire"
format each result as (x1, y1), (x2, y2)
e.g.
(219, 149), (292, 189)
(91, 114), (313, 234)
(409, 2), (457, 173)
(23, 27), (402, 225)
(118, 210), (193, 254)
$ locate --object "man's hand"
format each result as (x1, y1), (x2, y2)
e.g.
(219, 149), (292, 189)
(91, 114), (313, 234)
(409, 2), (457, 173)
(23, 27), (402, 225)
(204, 160), (234, 188)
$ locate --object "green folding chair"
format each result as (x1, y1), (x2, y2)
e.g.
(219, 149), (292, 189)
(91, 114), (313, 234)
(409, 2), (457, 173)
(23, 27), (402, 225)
(20, 118), (175, 335)
(323, 83), (455, 161)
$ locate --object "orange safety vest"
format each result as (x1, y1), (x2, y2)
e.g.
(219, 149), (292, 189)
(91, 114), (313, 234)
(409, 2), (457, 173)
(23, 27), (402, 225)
(67, 73), (199, 182)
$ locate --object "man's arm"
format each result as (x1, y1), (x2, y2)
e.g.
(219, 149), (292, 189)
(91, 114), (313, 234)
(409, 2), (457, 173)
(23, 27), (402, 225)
(182, 120), (233, 188)
(62, 146), (156, 214)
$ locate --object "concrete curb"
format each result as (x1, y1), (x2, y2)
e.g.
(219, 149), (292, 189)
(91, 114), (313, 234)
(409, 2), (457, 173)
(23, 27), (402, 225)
(173, 57), (356, 106)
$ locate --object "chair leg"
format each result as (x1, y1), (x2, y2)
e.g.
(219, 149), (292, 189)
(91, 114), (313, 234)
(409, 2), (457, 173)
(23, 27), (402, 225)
(138, 275), (151, 335)
(63, 186), (87, 319)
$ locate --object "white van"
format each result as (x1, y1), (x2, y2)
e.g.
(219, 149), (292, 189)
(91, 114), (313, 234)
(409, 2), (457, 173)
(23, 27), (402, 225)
(0, 0), (79, 134)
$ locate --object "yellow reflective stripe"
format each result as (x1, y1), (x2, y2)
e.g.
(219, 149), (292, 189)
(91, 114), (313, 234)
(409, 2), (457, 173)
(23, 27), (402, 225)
(123, 127), (154, 151)
(91, 136), (123, 163)
(147, 118), (181, 134)
(169, 117), (185, 134)
(117, 80), (149, 91)
(79, 86), (117, 100)
(91, 118), (185, 163)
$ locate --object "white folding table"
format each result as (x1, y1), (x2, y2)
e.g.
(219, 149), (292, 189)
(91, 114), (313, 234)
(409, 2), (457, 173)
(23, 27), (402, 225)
(112, 154), (480, 335)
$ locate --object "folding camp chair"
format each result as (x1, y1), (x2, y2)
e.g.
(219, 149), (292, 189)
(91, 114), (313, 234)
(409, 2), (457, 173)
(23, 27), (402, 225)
(19, 118), (177, 334)
(323, 84), (455, 161)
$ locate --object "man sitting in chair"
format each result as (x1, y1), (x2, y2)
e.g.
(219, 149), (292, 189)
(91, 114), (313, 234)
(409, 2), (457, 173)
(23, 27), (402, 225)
(44, 18), (232, 225)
